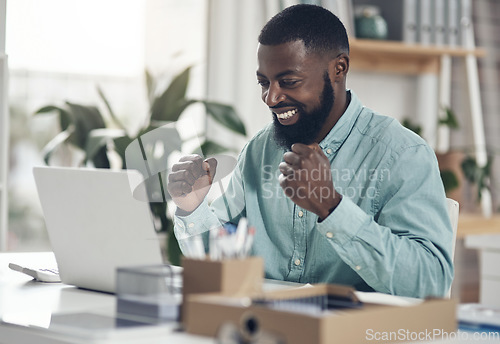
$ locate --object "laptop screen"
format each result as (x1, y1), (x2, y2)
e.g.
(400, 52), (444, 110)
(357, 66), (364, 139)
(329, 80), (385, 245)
(33, 167), (164, 293)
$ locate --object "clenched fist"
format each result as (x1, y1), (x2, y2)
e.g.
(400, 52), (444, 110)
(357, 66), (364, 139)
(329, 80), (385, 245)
(279, 143), (341, 220)
(167, 155), (217, 213)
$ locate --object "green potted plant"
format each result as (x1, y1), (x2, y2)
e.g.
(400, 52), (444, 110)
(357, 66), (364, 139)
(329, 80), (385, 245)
(435, 106), (461, 194)
(404, 107), (494, 211)
(461, 154), (493, 203)
(34, 66), (247, 265)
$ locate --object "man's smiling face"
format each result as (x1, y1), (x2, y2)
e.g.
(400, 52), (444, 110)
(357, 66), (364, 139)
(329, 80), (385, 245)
(256, 40), (335, 149)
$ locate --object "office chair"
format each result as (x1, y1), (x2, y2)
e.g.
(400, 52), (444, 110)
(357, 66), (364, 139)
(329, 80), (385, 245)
(446, 198), (460, 298)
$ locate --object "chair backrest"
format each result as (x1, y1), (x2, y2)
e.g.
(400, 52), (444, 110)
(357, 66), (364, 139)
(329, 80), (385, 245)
(446, 198), (460, 262)
(446, 198), (459, 298)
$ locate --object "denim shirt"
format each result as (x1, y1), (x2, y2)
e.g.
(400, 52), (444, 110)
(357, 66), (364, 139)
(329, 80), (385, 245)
(174, 91), (454, 298)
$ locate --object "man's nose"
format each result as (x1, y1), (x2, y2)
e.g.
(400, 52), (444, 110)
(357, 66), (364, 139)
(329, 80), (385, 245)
(264, 84), (285, 107)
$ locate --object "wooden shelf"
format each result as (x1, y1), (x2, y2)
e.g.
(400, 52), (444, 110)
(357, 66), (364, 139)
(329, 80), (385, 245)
(457, 214), (500, 239)
(349, 39), (486, 75)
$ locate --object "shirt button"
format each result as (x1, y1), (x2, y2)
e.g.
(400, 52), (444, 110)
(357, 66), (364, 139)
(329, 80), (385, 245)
(294, 259), (301, 266)
(326, 148), (333, 154)
(326, 232), (334, 238)
(188, 223), (195, 228)
(355, 265), (362, 271)
(298, 210), (304, 218)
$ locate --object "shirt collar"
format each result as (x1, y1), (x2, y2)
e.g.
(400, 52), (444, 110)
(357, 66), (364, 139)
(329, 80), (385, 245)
(319, 90), (363, 154)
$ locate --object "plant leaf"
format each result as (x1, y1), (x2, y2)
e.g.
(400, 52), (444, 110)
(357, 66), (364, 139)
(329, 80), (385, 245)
(401, 118), (422, 137)
(40, 125), (76, 164)
(85, 128), (128, 164)
(461, 156), (478, 183)
(65, 101), (107, 149)
(477, 156), (493, 200)
(135, 125), (182, 174)
(195, 140), (231, 156)
(439, 107), (459, 129)
(150, 66), (191, 122)
(167, 229), (182, 265)
(35, 105), (73, 131)
(201, 101), (246, 136)
(113, 135), (134, 169)
(145, 69), (156, 107)
(440, 169), (459, 193)
(96, 86), (126, 131)
(35, 105), (62, 114)
(85, 134), (109, 163)
(92, 146), (111, 168)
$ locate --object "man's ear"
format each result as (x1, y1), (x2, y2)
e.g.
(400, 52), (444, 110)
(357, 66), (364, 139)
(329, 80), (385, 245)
(328, 53), (349, 81)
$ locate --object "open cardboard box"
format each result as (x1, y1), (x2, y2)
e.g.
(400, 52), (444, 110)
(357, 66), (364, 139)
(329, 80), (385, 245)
(181, 257), (264, 322)
(182, 256), (264, 296)
(184, 284), (457, 343)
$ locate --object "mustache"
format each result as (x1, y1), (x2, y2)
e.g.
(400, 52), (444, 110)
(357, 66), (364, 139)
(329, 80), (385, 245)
(269, 103), (301, 110)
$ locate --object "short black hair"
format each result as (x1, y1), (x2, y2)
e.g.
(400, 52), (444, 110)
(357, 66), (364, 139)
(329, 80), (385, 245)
(258, 4), (349, 57)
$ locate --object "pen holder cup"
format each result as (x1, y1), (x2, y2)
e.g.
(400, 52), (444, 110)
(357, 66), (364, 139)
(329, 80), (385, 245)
(115, 264), (183, 323)
(181, 256), (264, 322)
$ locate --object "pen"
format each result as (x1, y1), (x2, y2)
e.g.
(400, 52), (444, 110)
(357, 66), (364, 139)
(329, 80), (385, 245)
(207, 219), (255, 260)
(223, 222), (237, 234)
(209, 226), (221, 261)
(234, 218), (248, 258)
(185, 234), (205, 259)
(218, 229), (234, 258)
(242, 226), (255, 257)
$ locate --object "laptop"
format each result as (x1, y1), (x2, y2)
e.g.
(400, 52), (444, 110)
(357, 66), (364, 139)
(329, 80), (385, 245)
(33, 166), (164, 293)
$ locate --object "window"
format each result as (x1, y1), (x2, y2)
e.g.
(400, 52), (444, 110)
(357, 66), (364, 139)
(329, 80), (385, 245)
(6, 0), (207, 250)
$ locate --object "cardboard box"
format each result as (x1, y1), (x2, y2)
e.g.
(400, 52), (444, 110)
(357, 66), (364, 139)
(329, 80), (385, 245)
(181, 257), (264, 322)
(184, 284), (457, 343)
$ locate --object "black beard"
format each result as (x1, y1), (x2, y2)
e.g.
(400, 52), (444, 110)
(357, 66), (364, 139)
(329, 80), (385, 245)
(272, 72), (335, 150)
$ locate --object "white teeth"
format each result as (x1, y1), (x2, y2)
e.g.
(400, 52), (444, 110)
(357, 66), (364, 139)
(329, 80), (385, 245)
(276, 109), (297, 120)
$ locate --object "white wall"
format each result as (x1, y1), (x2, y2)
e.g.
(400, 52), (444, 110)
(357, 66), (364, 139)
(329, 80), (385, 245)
(205, 0), (269, 149)
(347, 71), (418, 122)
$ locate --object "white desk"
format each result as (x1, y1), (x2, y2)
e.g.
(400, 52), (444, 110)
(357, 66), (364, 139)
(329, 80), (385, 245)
(0, 252), (306, 344)
(0, 252), (211, 344)
(1, 252), (499, 344)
